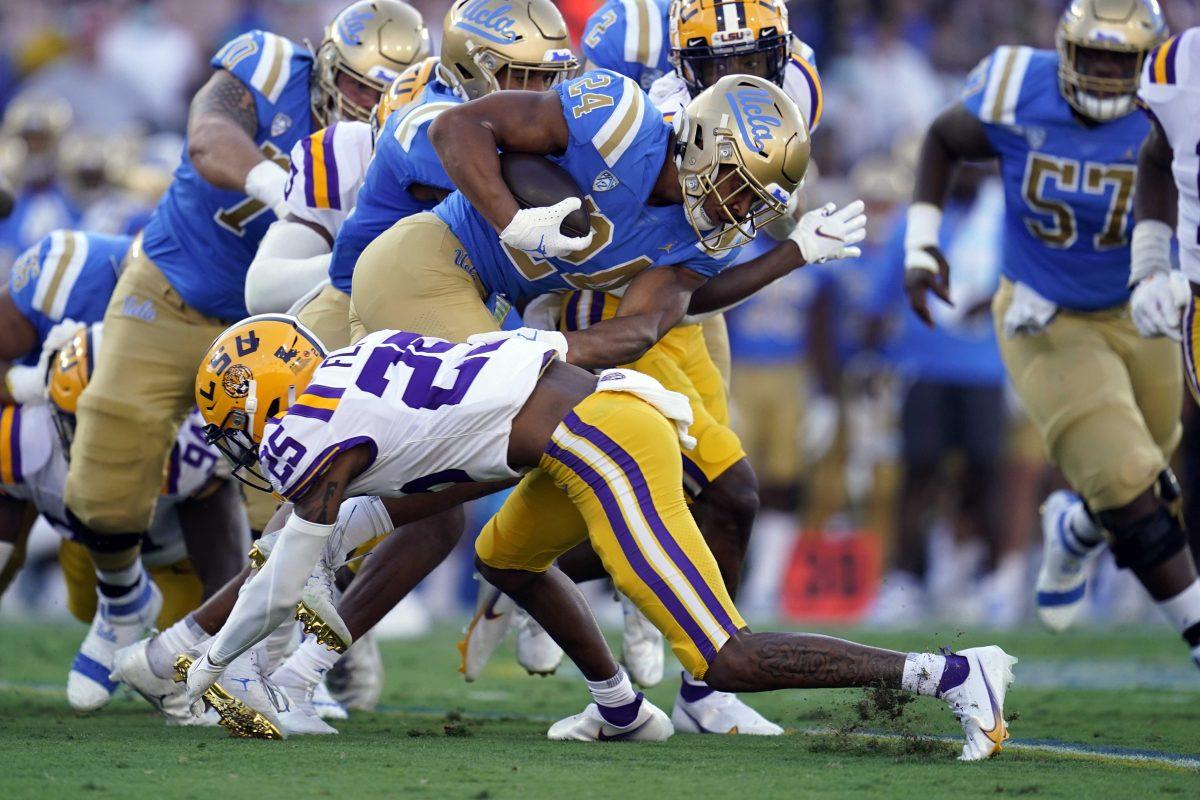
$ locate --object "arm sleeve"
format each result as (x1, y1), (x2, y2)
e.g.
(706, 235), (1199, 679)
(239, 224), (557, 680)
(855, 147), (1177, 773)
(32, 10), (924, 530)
(244, 219), (331, 315)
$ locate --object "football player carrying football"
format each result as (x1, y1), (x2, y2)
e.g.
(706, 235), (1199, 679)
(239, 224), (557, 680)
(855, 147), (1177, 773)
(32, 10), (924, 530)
(57, 0), (422, 710)
(181, 314), (1017, 761)
(906, 0), (1200, 667)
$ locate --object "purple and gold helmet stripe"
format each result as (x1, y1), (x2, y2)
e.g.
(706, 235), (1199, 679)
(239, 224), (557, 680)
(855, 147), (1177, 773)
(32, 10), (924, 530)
(1184, 295), (1200, 406)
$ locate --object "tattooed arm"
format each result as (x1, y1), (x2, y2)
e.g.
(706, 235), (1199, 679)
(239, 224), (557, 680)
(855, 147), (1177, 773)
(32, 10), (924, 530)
(187, 69), (265, 191)
(704, 630), (905, 691)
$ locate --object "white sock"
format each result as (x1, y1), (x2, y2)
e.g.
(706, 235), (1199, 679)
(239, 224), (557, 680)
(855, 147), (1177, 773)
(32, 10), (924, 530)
(1064, 501), (1103, 549)
(0, 541), (14, 574)
(147, 614), (209, 679)
(96, 561), (144, 597)
(586, 668), (637, 709)
(263, 620), (301, 672)
(273, 634), (342, 689)
(900, 652), (946, 696)
(1158, 580), (1200, 636)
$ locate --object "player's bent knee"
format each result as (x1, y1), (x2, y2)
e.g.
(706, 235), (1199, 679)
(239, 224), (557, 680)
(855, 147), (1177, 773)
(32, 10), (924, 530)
(1096, 502), (1187, 571)
(702, 631), (755, 692)
(704, 459), (760, 528)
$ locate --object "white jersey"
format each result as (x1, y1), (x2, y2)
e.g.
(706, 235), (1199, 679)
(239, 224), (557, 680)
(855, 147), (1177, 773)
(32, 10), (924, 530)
(647, 45), (823, 132)
(259, 330), (559, 502)
(1139, 28), (1200, 282)
(0, 405), (221, 567)
(283, 120), (375, 239)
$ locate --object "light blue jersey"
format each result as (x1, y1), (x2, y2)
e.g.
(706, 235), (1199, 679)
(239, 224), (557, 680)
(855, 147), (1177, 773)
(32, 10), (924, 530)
(434, 70), (735, 306)
(328, 79), (459, 294)
(582, 0), (673, 89)
(962, 46), (1148, 311)
(8, 230), (131, 365)
(141, 30), (314, 321)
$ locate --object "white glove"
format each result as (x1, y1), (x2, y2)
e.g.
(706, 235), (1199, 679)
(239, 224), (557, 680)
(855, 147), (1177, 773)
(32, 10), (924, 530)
(244, 160), (290, 219)
(521, 292), (565, 331)
(1002, 281), (1058, 338)
(184, 644), (225, 715)
(789, 200), (866, 264)
(500, 198), (594, 259)
(467, 327), (568, 361)
(1130, 270), (1190, 341)
(6, 317), (85, 404)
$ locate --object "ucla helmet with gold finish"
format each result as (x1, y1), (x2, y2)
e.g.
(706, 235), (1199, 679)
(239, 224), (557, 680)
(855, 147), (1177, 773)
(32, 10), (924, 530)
(314, 0), (433, 125)
(48, 323), (99, 455)
(674, 74), (809, 254)
(668, 0), (791, 97)
(1056, 0), (1167, 120)
(195, 315), (326, 491)
(438, 0), (580, 100)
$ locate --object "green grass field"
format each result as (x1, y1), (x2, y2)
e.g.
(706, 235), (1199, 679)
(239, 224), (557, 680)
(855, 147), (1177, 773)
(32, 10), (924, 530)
(1, 621), (1197, 799)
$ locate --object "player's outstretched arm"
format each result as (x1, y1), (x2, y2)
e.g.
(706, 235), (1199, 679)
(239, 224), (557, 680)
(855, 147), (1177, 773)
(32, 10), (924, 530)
(562, 266), (706, 369)
(244, 216), (332, 314)
(188, 70), (282, 202)
(1129, 120), (1187, 339)
(429, 91), (570, 233)
(906, 102), (997, 327)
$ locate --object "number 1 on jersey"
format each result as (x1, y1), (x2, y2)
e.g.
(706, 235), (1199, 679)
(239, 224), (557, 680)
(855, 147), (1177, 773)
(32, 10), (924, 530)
(214, 142), (290, 236)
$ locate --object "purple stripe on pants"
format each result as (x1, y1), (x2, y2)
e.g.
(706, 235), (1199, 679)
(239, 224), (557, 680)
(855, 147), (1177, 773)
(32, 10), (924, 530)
(545, 437), (718, 665)
(563, 411), (741, 638)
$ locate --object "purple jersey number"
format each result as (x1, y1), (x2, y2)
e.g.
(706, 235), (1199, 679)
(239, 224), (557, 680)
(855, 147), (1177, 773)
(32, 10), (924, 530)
(355, 334), (490, 410)
(261, 427), (309, 487)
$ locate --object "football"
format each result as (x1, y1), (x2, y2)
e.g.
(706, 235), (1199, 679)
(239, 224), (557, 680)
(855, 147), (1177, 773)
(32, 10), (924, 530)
(498, 151), (591, 238)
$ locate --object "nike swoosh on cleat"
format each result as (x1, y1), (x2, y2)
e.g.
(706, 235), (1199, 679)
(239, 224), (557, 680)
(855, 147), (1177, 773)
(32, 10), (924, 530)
(597, 719), (651, 741)
(483, 594), (505, 621)
(978, 667), (1008, 749)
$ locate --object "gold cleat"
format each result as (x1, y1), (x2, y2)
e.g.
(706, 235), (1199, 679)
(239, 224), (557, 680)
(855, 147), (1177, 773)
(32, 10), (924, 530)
(295, 601), (349, 654)
(173, 654), (285, 740)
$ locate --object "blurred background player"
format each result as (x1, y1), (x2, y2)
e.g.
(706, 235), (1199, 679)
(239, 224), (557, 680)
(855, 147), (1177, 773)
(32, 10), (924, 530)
(906, 0), (1200, 667)
(58, 0), (415, 712)
(0, 98), (78, 272)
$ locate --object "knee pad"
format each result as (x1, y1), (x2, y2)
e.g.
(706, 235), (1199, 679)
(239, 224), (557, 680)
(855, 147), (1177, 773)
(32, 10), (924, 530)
(1097, 504), (1187, 571)
(65, 509), (144, 553)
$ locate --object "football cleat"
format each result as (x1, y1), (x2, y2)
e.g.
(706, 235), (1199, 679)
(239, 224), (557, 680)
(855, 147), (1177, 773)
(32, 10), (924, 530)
(295, 554), (351, 654)
(671, 683), (784, 735)
(547, 697), (674, 742)
(110, 637), (216, 726)
(270, 672), (339, 736)
(175, 649), (288, 739)
(515, 610), (563, 676)
(68, 580), (163, 711)
(619, 593), (663, 687)
(326, 631), (384, 711)
(457, 580), (516, 681)
(1036, 490), (1105, 632)
(939, 645), (1018, 761)
(312, 681), (349, 720)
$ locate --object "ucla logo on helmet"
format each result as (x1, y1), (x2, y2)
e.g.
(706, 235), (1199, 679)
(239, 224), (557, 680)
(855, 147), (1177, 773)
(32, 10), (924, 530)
(337, 8), (375, 45)
(458, 0), (519, 44)
(223, 364), (253, 399)
(726, 88), (782, 152)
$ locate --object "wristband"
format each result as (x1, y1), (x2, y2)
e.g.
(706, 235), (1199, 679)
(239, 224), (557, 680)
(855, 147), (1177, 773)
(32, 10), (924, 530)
(904, 202), (942, 251)
(1129, 219), (1174, 286)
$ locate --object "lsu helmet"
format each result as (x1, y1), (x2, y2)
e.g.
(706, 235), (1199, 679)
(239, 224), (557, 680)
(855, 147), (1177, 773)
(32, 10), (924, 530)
(373, 56), (440, 130)
(669, 0), (791, 97)
(195, 315), (326, 491)
(48, 323), (100, 455)
(438, 0), (580, 100)
(314, 0), (433, 126)
(1056, 0), (1167, 120)
(674, 74), (809, 254)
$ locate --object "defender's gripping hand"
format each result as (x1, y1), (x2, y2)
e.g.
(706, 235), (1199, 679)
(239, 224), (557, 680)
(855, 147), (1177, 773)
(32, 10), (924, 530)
(789, 200), (867, 265)
(467, 328), (569, 361)
(500, 198), (595, 259)
(1131, 270), (1190, 341)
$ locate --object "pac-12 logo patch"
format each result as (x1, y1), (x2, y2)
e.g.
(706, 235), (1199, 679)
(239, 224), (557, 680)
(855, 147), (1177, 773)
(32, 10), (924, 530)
(727, 88), (781, 151)
(592, 170), (619, 192)
(270, 113), (293, 137)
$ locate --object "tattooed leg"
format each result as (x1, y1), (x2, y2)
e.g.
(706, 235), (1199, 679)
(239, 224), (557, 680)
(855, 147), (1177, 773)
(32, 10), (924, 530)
(704, 630), (905, 692)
